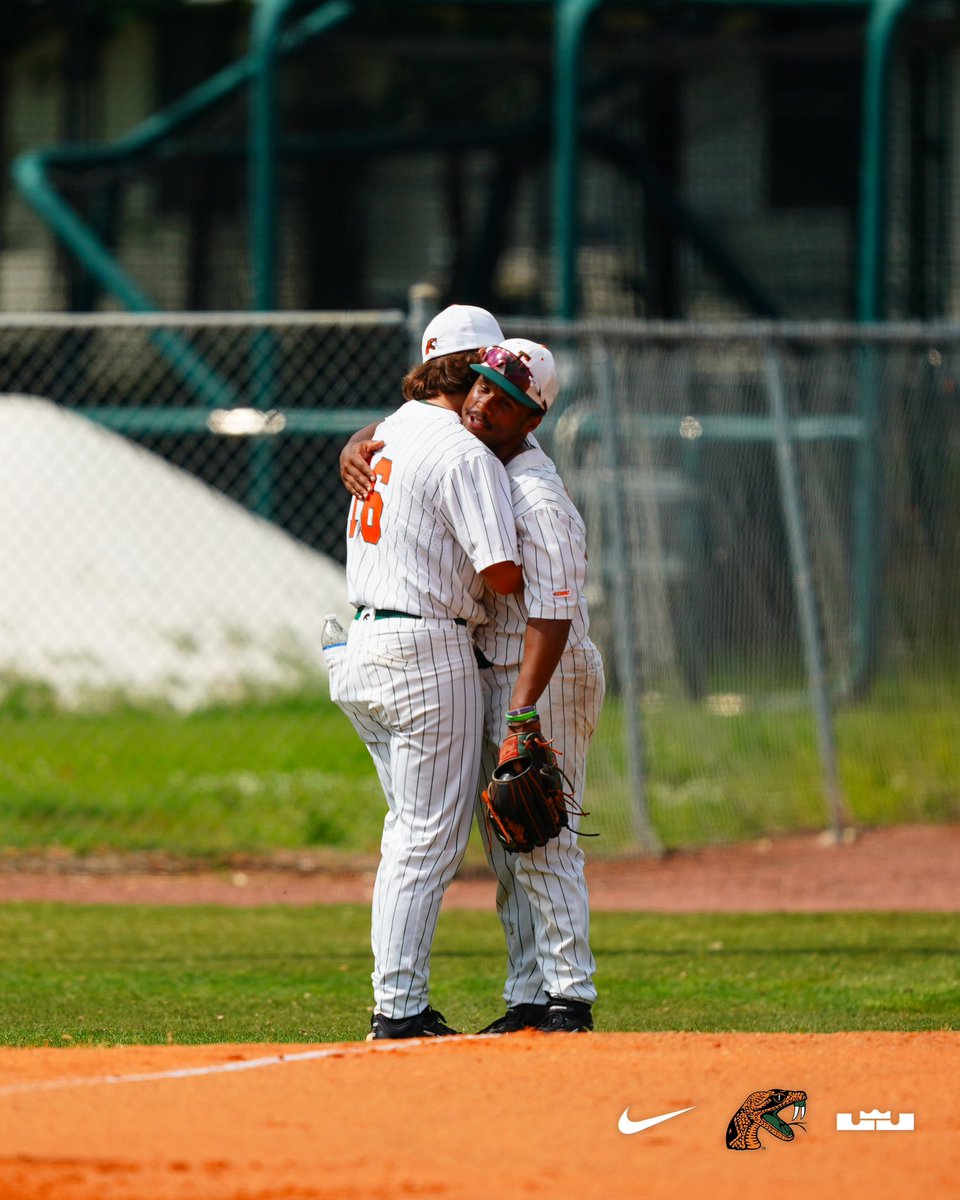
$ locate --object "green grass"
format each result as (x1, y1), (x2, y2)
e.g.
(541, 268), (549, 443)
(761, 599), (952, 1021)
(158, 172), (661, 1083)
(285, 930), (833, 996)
(0, 691), (387, 856)
(590, 674), (960, 848)
(0, 674), (957, 858)
(0, 904), (955, 1045)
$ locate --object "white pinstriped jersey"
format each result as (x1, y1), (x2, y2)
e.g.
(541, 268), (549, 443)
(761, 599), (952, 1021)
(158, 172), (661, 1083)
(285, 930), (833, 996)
(346, 401), (518, 623)
(473, 441), (591, 667)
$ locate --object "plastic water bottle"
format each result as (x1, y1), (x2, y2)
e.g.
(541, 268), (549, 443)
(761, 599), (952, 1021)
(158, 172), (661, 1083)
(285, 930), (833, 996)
(321, 614), (347, 703)
(322, 615), (347, 703)
(321, 613), (348, 653)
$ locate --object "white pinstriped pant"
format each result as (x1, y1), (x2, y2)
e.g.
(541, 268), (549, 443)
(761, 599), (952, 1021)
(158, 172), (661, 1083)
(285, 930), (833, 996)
(476, 641), (605, 1006)
(329, 614), (482, 1020)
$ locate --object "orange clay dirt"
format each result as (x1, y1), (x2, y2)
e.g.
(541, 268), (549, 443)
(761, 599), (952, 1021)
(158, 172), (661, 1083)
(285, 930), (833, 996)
(0, 823), (957, 1200)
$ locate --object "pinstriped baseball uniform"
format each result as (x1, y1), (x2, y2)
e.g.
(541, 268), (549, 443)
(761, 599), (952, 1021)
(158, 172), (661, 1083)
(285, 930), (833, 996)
(330, 400), (518, 1020)
(475, 440), (604, 1007)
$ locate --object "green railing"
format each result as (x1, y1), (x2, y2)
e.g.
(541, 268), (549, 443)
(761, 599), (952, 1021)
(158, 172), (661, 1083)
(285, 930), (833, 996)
(13, 0), (919, 324)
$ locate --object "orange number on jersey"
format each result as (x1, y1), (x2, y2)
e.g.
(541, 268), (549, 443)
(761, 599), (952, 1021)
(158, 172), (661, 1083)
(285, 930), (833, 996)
(349, 457), (392, 545)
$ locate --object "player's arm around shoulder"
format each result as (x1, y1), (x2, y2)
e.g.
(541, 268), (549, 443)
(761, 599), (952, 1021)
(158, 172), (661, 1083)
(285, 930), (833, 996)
(339, 421), (384, 500)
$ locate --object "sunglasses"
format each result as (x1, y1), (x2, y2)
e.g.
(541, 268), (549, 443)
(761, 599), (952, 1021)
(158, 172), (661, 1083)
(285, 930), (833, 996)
(480, 345), (544, 408)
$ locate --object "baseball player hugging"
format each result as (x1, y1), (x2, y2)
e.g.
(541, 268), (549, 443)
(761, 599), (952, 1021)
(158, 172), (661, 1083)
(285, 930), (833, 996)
(463, 338), (604, 1035)
(330, 305), (522, 1040)
(338, 310), (605, 1037)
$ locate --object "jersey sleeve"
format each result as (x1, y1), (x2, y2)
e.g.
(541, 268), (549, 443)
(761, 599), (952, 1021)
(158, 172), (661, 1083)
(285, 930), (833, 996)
(519, 505), (587, 618)
(440, 452), (518, 572)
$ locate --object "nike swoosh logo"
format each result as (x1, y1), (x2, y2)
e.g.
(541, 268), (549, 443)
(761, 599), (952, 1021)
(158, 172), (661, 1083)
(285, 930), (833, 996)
(618, 1106), (696, 1135)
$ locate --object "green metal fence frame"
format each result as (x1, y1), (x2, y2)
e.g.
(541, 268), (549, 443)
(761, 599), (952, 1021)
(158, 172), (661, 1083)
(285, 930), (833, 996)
(551, 0), (917, 323)
(11, 0), (921, 325)
(8, 0), (928, 696)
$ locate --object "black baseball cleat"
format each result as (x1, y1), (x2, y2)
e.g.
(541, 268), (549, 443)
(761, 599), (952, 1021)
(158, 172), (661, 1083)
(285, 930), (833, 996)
(366, 1006), (459, 1040)
(537, 996), (593, 1033)
(477, 1003), (549, 1035)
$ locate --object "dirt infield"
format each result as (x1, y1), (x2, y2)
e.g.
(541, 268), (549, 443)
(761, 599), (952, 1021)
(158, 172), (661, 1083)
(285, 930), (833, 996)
(1, 1032), (956, 1200)
(2, 826), (956, 1199)
(1, 823), (957, 910)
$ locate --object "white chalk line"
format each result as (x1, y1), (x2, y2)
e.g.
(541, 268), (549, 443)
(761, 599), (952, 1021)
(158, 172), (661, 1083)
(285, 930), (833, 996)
(0, 1035), (488, 1099)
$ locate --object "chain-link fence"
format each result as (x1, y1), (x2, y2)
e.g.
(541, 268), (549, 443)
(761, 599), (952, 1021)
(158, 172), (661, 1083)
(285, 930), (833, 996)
(1, 313), (958, 860)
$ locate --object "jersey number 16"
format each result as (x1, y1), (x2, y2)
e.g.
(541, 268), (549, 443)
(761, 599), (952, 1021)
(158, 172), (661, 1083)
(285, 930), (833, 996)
(348, 457), (392, 545)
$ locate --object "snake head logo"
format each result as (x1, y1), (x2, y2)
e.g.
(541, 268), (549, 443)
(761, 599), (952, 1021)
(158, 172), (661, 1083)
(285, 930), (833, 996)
(425, 336), (438, 354)
(725, 1089), (807, 1150)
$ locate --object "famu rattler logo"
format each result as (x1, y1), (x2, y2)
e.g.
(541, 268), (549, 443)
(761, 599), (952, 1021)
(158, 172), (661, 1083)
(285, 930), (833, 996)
(725, 1089), (807, 1150)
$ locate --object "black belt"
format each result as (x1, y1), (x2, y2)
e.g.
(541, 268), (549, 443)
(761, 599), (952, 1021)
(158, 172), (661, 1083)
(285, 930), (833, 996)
(355, 608), (467, 628)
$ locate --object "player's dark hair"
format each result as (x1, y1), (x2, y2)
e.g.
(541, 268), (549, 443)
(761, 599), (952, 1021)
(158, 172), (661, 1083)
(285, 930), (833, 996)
(402, 350), (481, 401)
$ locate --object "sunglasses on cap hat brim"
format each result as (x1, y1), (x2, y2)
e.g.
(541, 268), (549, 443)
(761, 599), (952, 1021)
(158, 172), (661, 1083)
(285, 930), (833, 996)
(470, 346), (546, 412)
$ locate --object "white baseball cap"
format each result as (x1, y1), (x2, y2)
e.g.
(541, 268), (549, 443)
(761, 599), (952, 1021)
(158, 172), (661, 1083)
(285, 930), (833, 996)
(421, 304), (504, 362)
(470, 338), (560, 413)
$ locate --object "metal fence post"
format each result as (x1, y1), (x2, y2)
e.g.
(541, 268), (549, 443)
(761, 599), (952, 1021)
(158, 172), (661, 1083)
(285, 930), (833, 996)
(762, 344), (851, 841)
(595, 343), (662, 855)
(407, 282), (440, 367)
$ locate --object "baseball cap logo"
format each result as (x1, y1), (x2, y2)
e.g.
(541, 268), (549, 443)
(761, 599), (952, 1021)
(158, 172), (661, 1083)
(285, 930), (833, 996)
(425, 337), (438, 354)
